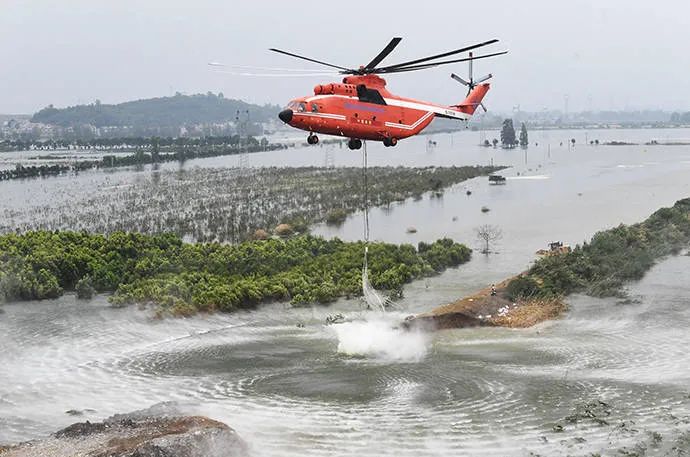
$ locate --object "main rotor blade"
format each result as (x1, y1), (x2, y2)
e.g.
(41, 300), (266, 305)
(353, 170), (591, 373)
(269, 48), (352, 72)
(376, 39), (499, 72)
(208, 63), (334, 73)
(376, 51), (508, 73)
(211, 70), (339, 77)
(363, 37), (402, 71)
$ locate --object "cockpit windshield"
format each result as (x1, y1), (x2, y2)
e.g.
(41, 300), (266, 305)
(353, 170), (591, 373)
(286, 101), (306, 112)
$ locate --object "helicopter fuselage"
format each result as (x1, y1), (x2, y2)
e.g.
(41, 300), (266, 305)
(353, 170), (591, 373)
(278, 74), (489, 146)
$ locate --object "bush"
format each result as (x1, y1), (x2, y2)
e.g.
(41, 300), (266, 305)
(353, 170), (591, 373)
(274, 224), (293, 237)
(325, 208), (348, 225)
(75, 275), (96, 299)
(252, 229), (270, 240)
(0, 231), (473, 315)
(506, 275), (541, 300)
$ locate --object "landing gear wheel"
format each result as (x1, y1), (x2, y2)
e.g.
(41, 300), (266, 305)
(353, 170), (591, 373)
(307, 133), (319, 145)
(383, 137), (398, 147)
(348, 138), (362, 150)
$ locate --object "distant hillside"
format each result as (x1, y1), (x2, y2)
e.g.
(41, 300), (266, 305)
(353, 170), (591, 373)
(31, 93), (280, 128)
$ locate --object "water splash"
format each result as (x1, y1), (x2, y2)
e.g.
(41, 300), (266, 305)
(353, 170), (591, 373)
(331, 314), (430, 363)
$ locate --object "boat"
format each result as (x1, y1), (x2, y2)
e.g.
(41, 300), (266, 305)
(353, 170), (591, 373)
(488, 175), (506, 185)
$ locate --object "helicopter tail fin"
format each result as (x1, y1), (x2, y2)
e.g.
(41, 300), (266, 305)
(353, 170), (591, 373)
(453, 83), (490, 115)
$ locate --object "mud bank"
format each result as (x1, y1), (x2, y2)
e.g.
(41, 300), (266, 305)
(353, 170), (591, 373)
(0, 404), (247, 457)
(406, 276), (567, 330)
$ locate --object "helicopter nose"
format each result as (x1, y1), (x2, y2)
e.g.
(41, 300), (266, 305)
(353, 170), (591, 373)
(278, 109), (293, 123)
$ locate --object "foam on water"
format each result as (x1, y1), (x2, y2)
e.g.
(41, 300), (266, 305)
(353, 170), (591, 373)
(331, 314), (430, 363)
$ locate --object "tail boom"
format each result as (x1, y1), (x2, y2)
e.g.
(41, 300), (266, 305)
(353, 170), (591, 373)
(452, 83), (490, 115)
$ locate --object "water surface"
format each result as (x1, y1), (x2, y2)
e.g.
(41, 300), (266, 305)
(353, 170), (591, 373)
(1, 127), (690, 455)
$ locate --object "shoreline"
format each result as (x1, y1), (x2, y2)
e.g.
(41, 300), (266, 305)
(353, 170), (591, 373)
(409, 197), (690, 331)
(406, 274), (568, 331)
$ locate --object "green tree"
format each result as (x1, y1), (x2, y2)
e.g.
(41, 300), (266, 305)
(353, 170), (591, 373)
(151, 137), (160, 162)
(500, 119), (517, 148)
(519, 123), (529, 147)
(75, 275), (95, 299)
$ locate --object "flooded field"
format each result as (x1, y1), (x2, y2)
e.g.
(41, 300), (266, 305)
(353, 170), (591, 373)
(1, 127), (689, 455)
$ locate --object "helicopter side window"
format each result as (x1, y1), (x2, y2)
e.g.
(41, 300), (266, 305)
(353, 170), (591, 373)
(297, 102), (307, 112)
(311, 103), (319, 113)
(356, 85), (387, 105)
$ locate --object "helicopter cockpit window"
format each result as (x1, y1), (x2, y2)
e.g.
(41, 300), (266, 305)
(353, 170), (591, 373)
(298, 102), (307, 112)
(311, 103), (319, 113)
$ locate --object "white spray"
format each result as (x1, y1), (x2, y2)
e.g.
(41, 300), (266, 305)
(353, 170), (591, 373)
(332, 314), (430, 363)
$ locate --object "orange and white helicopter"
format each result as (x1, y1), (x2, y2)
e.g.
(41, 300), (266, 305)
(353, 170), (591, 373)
(270, 38), (507, 150)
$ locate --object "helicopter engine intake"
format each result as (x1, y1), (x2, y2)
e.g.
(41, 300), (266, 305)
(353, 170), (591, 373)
(313, 83), (357, 97)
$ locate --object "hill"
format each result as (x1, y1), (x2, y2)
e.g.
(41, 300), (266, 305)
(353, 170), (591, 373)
(30, 93), (280, 128)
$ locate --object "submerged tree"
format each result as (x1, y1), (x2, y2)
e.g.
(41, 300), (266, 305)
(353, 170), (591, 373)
(151, 137), (160, 162)
(500, 119), (517, 148)
(519, 123), (529, 148)
(475, 224), (503, 254)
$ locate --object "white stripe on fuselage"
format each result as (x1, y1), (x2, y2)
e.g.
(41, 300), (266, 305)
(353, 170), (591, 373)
(303, 94), (471, 121)
(384, 111), (434, 130)
(293, 111), (346, 121)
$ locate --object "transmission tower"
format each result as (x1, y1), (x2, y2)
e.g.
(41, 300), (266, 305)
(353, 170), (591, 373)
(323, 148), (335, 169)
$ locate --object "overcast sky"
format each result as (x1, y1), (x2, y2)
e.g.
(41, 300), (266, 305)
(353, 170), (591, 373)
(2, 0), (689, 114)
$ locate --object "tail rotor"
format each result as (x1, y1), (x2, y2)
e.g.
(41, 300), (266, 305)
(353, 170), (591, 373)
(451, 52), (492, 112)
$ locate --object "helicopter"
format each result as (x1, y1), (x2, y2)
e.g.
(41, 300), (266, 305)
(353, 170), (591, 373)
(271, 37), (507, 150)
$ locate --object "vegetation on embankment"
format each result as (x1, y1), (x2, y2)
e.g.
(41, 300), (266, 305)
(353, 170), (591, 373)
(0, 231), (471, 316)
(2, 135), (269, 153)
(0, 136), (286, 181)
(3, 166), (504, 243)
(413, 198), (690, 331)
(507, 198), (690, 300)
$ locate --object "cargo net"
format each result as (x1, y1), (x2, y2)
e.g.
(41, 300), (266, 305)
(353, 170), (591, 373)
(362, 246), (389, 312)
(361, 141), (392, 313)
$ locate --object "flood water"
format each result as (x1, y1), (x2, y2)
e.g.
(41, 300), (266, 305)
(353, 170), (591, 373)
(1, 127), (690, 455)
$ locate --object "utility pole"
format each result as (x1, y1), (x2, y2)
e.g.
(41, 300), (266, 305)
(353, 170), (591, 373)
(235, 109), (251, 170)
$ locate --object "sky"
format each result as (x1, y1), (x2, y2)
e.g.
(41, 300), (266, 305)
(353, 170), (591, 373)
(1, 0), (689, 114)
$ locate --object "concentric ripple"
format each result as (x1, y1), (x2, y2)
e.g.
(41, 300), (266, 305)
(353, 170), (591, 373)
(1, 257), (689, 456)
